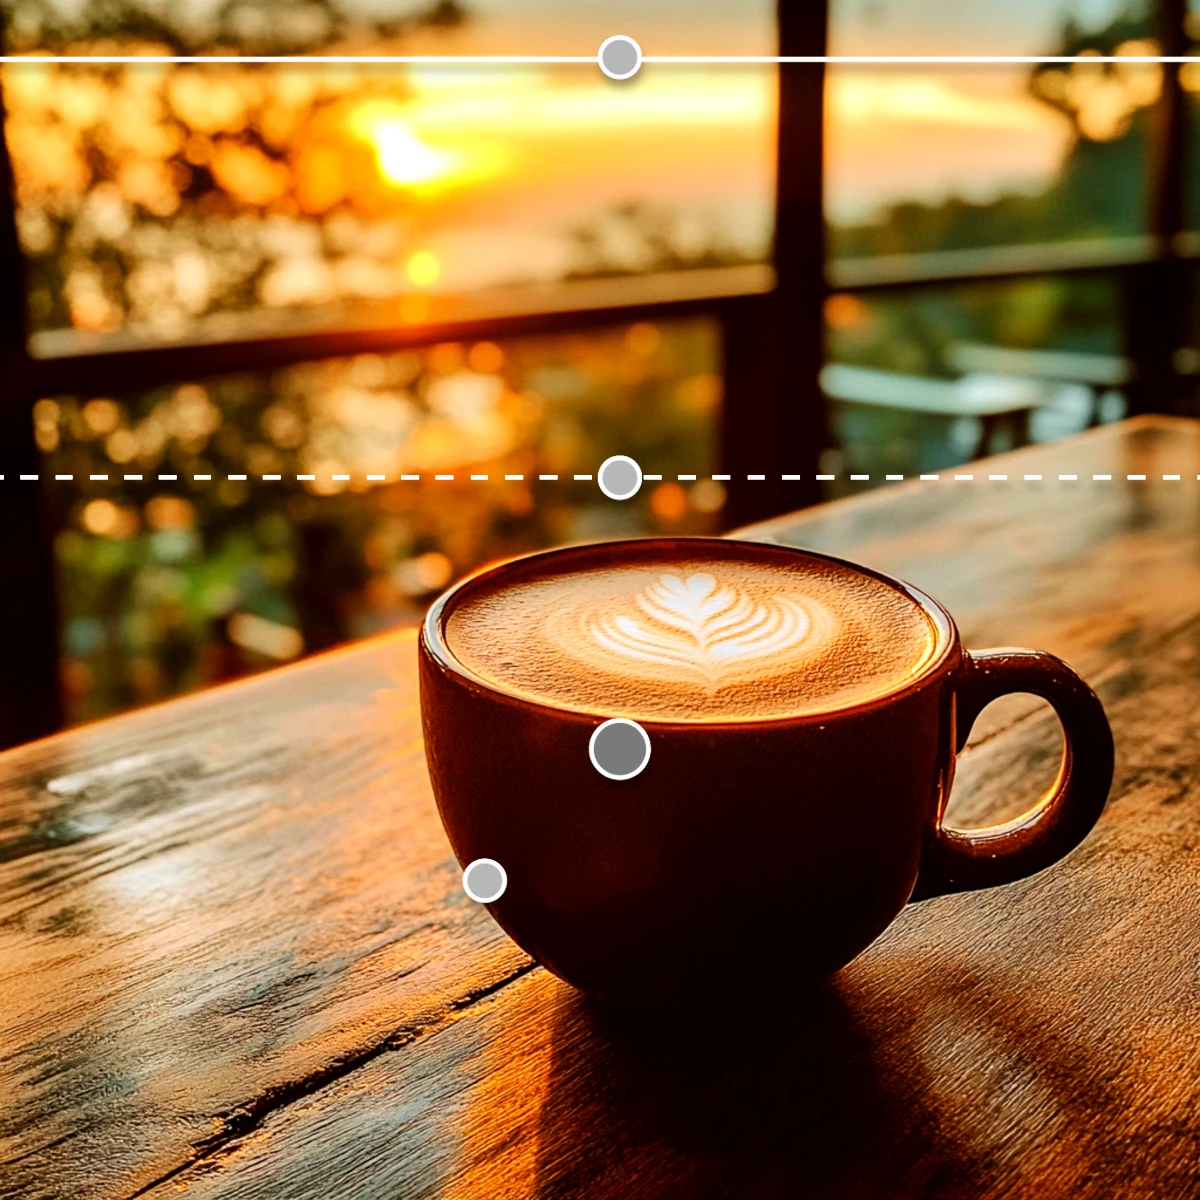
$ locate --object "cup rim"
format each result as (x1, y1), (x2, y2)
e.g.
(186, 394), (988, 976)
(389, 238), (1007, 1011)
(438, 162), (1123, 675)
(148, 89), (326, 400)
(421, 536), (959, 726)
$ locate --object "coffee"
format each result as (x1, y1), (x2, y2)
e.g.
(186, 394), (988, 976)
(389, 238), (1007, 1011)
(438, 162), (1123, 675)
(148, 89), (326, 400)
(443, 544), (938, 721)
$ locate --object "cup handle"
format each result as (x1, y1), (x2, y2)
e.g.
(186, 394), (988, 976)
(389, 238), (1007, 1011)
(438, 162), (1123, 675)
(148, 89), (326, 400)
(911, 648), (1114, 901)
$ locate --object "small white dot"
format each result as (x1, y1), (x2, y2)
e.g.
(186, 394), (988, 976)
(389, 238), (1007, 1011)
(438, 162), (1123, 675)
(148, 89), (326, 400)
(589, 718), (651, 781)
(462, 858), (508, 904)
(598, 456), (643, 500)
(598, 34), (642, 80)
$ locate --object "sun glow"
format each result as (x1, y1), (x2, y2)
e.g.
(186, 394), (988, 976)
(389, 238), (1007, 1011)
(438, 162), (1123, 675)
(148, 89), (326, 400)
(350, 104), (459, 190)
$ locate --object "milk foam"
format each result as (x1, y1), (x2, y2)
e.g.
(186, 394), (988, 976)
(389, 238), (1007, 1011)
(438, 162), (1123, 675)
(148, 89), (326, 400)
(443, 552), (939, 721)
(558, 570), (834, 692)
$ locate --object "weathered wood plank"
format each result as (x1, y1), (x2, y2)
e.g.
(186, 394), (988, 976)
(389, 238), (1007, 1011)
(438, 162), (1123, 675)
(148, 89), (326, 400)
(130, 604), (1200, 1200)
(2, 416), (1198, 1199)
(0, 640), (531, 1200)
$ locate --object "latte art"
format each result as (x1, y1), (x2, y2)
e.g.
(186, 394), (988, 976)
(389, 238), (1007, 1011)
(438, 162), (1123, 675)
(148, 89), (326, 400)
(571, 572), (832, 691)
(442, 547), (939, 721)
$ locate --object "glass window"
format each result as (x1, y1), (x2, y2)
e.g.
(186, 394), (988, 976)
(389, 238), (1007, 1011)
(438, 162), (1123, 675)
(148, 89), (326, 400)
(1, 1), (776, 346)
(827, 0), (1156, 258)
(37, 317), (723, 722)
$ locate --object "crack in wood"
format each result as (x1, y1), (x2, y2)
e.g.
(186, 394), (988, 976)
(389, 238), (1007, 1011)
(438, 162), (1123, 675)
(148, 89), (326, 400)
(118, 958), (540, 1200)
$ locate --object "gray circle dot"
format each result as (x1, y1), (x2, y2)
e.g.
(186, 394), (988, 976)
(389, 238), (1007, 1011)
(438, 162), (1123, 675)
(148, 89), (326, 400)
(598, 454), (642, 500)
(463, 858), (507, 903)
(598, 35), (642, 80)
(589, 718), (651, 780)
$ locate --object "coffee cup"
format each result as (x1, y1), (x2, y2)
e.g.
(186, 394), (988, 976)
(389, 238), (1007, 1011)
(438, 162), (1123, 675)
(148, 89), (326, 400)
(419, 537), (1113, 1006)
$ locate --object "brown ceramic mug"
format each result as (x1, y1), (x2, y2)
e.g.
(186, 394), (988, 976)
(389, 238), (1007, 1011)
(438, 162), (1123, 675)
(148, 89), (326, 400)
(419, 537), (1113, 1007)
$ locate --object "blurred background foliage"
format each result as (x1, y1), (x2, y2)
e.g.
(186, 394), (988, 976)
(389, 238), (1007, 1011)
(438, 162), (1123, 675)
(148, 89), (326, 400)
(0, 0), (1188, 721)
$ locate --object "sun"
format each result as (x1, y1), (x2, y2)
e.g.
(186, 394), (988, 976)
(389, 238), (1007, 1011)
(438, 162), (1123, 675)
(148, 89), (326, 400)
(350, 104), (458, 190)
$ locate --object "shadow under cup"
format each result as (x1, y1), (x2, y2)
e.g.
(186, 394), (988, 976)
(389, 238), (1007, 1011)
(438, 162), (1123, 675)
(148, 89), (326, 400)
(418, 537), (1113, 1007)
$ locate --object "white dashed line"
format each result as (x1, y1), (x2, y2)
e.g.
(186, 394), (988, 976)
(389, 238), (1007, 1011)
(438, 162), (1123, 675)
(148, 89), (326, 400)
(1093, 474), (1111, 481)
(229, 474), (247, 481)
(573, 474), (592, 481)
(1059, 474), (1078, 481)
(1128, 474), (1147, 481)
(505, 474), (524, 481)
(435, 474), (454, 481)
(366, 474), (386, 481)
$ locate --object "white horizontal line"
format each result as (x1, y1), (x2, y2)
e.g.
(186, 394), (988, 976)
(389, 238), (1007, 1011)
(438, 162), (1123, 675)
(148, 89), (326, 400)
(55, 474), (72, 480)
(124, 474), (143, 481)
(747, 474), (766, 481)
(228, 474), (247, 481)
(366, 474), (386, 481)
(643, 474), (662, 481)
(1164, 474), (1181, 481)
(332, 474), (350, 481)
(1128, 474), (1147, 481)
(1025, 474), (1043, 481)
(989, 474), (1008, 481)
(435, 474), (454, 481)
(954, 474), (974, 481)
(1059, 474), (1078, 481)
(1093, 474), (1112, 481)
(505, 474), (524, 481)
(537, 474), (557, 481)
(885, 474), (904, 481)
(782, 474), (802, 481)
(574, 474), (592, 481)
(158, 474), (177, 481)
(850, 474), (869, 481)
(472, 474), (490, 481)
(678, 474), (697, 481)
(401, 474), (419, 481)
(6, 54), (1198, 64)
(816, 474), (835, 481)
(89, 474), (108, 481)
(296, 475), (315, 481)
(920, 474), (939, 481)
(712, 474), (731, 481)
(194, 474), (211, 481)
(263, 474), (281, 481)
(19, 474), (37, 480)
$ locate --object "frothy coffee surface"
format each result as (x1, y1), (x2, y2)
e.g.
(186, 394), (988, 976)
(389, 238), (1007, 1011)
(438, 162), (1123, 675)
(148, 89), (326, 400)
(443, 549), (939, 721)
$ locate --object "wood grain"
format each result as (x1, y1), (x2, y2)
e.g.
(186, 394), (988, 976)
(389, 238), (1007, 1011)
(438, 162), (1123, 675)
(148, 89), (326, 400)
(2, 415), (1199, 1199)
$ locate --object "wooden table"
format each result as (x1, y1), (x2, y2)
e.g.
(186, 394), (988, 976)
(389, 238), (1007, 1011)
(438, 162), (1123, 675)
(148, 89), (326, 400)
(4, 415), (1200, 1200)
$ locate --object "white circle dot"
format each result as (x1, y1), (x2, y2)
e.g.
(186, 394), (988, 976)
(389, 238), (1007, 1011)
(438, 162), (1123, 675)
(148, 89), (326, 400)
(589, 718), (651, 780)
(598, 35), (643, 81)
(462, 858), (508, 903)
(598, 454), (643, 500)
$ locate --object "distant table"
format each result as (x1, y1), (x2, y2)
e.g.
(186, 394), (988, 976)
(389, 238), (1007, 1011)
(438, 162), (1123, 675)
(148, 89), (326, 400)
(3, 416), (1200, 1199)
